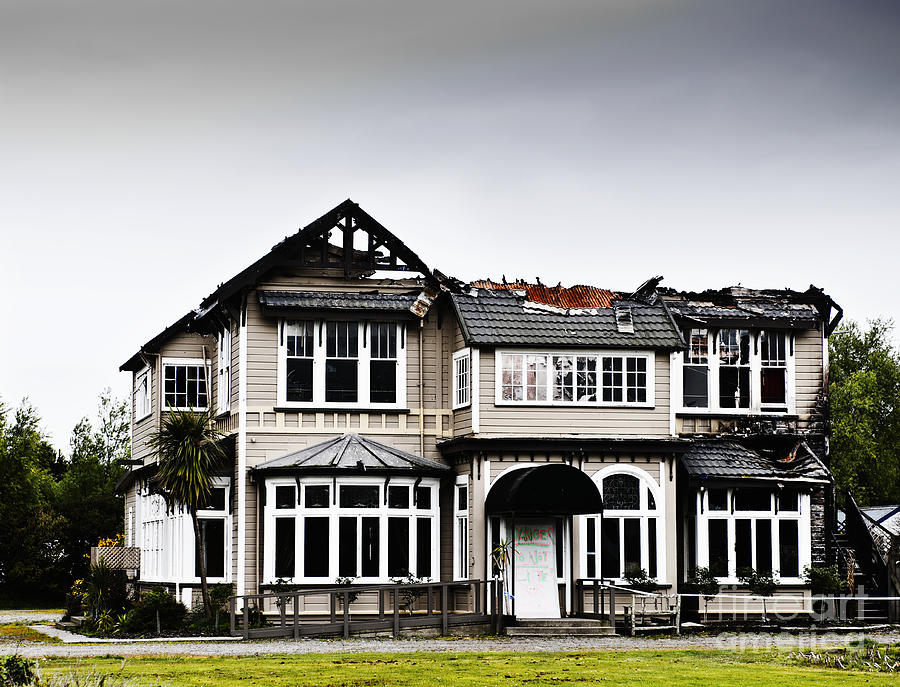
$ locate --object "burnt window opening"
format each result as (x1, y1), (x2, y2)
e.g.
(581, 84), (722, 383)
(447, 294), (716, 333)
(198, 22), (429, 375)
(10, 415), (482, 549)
(718, 329), (751, 409)
(682, 327), (709, 408)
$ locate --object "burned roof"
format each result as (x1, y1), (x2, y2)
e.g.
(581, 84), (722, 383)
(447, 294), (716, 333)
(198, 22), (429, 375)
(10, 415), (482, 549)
(681, 440), (831, 484)
(252, 433), (450, 475)
(257, 289), (420, 314)
(660, 285), (842, 334)
(471, 281), (618, 308)
(450, 287), (683, 349)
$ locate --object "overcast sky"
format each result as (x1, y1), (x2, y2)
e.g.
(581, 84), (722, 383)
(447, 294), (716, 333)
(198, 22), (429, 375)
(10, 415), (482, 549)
(2, 0), (899, 451)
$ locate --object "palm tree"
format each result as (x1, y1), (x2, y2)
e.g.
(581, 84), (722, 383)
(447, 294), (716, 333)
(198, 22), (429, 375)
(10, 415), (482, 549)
(149, 408), (225, 620)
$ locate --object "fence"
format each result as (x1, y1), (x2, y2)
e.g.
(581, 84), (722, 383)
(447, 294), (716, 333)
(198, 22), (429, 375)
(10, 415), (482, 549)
(229, 579), (498, 639)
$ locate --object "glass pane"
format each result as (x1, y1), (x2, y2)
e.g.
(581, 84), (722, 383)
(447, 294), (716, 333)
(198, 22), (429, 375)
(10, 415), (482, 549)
(586, 518), (596, 578)
(623, 518), (641, 573)
(457, 485), (468, 512)
(304, 517), (329, 577)
(761, 367), (786, 405)
(275, 518), (295, 579)
(647, 489), (656, 510)
(388, 486), (409, 509)
(415, 486), (431, 510)
(555, 517), (564, 578)
(197, 519), (225, 578)
(708, 520), (728, 577)
(370, 360), (397, 403)
(683, 366), (709, 408)
(719, 367), (750, 408)
(326, 360), (358, 402)
(275, 485), (296, 509)
(603, 474), (640, 510)
(778, 489), (799, 512)
(338, 517), (357, 577)
(779, 520), (800, 577)
(416, 518), (431, 578)
(339, 485), (379, 508)
(734, 490), (771, 512)
(553, 356), (574, 402)
(388, 517), (409, 577)
(286, 359), (313, 402)
(756, 520), (772, 575)
(708, 489), (728, 511)
(361, 517), (379, 577)
(735, 519), (752, 572)
(202, 487), (227, 511)
(305, 485), (330, 508)
(600, 519), (620, 578)
(647, 519), (657, 578)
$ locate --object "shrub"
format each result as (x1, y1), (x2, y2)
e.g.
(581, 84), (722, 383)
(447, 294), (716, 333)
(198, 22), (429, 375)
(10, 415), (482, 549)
(0, 655), (37, 686)
(804, 564), (849, 595)
(623, 566), (657, 593)
(121, 586), (186, 635)
(738, 568), (778, 621)
(79, 559), (129, 620)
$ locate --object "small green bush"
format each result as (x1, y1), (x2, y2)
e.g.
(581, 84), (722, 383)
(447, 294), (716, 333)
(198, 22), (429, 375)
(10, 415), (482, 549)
(120, 586), (186, 635)
(623, 566), (657, 593)
(0, 655), (37, 686)
(804, 564), (849, 595)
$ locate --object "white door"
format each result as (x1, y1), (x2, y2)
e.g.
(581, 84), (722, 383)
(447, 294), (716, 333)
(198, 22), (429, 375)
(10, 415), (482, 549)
(512, 521), (560, 618)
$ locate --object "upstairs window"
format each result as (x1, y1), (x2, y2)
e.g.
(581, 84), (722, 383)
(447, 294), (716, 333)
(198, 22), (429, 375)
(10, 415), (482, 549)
(135, 367), (151, 420)
(278, 321), (406, 407)
(760, 331), (787, 407)
(718, 329), (751, 408)
(498, 351), (653, 407)
(163, 360), (208, 410)
(453, 349), (471, 409)
(683, 329), (709, 408)
(217, 325), (232, 413)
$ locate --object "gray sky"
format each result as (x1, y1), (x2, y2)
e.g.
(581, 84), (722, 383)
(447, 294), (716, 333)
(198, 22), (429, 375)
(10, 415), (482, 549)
(2, 0), (899, 451)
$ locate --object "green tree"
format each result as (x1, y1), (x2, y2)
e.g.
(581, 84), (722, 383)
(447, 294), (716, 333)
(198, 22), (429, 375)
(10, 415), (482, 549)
(149, 408), (225, 619)
(829, 319), (900, 504)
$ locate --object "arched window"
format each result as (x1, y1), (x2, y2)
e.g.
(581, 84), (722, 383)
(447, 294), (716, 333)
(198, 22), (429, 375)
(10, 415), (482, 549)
(584, 470), (661, 582)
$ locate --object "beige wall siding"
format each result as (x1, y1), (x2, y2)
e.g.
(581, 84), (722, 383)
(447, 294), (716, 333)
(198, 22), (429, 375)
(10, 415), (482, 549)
(477, 349), (672, 437)
(132, 365), (157, 464)
(246, 295), (278, 406)
(795, 325), (824, 430)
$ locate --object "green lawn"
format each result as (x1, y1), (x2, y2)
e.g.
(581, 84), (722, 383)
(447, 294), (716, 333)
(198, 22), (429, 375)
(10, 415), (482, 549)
(0, 623), (61, 643)
(40, 649), (898, 686)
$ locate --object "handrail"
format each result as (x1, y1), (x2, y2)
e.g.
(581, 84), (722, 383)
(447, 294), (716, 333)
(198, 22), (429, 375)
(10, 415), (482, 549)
(843, 491), (889, 591)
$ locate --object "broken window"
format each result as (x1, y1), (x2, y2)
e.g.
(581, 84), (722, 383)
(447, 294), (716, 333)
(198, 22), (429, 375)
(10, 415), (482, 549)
(760, 331), (787, 406)
(500, 353), (524, 401)
(286, 321), (315, 402)
(718, 329), (751, 408)
(683, 328), (709, 408)
(553, 355), (597, 402)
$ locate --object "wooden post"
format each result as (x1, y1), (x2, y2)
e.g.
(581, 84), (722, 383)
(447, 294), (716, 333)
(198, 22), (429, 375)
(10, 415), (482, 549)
(293, 593), (300, 640)
(393, 588), (400, 638)
(229, 597), (236, 636)
(609, 585), (616, 632)
(343, 591), (350, 639)
(242, 600), (249, 640)
(441, 584), (449, 636)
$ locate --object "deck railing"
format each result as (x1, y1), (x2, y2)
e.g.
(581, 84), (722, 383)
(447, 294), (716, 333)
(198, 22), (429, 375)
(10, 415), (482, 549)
(229, 579), (499, 639)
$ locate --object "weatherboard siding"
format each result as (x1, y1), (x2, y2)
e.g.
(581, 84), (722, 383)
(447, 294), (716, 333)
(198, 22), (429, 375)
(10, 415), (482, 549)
(794, 325), (824, 430)
(476, 349), (673, 437)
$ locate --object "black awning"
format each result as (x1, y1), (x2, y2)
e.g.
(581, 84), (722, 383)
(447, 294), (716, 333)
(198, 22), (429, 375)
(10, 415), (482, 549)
(485, 464), (604, 516)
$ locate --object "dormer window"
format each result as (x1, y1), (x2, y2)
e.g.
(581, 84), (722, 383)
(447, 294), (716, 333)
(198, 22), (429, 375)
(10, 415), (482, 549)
(278, 320), (407, 408)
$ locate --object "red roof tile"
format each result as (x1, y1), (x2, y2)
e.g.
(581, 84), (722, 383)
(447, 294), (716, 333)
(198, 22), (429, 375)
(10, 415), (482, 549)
(471, 280), (619, 308)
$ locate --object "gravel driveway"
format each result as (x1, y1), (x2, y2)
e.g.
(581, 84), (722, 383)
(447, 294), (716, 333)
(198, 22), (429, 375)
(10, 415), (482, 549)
(6, 628), (900, 659)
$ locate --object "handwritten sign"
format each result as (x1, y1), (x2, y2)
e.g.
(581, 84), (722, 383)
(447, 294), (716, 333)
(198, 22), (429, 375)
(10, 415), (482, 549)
(513, 521), (560, 618)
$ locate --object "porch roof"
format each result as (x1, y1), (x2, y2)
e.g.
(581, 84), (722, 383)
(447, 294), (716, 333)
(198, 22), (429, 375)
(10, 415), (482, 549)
(486, 464), (604, 516)
(681, 440), (831, 485)
(252, 433), (451, 476)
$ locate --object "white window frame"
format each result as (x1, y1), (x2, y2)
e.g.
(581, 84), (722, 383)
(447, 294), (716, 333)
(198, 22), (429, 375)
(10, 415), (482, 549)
(694, 486), (810, 584)
(582, 464), (666, 584)
(495, 350), (655, 408)
(217, 325), (232, 414)
(262, 476), (439, 584)
(454, 476), (469, 580)
(453, 348), (471, 410)
(161, 357), (209, 411)
(277, 320), (407, 409)
(134, 366), (152, 421)
(674, 329), (796, 415)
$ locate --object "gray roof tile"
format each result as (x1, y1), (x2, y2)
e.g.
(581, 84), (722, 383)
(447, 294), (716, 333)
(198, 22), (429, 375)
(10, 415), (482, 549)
(258, 290), (419, 312)
(451, 289), (683, 349)
(253, 434), (450, 474)
(682, 440), (830, 483)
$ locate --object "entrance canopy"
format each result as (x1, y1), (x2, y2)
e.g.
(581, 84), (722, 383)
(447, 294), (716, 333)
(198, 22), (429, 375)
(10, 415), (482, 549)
(486, 464), (603, 516)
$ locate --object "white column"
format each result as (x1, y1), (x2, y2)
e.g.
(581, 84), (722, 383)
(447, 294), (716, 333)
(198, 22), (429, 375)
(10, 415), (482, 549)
(237, 302), (248, 597)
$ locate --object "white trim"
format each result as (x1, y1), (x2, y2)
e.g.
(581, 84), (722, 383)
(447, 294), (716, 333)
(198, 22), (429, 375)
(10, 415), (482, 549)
(276, 319), (408, 410)
(493, 349), (656, 408)
(668, 352), (678, 436)
(452, 348), (472, 410)
(471, 348), (481, 433)
(236, 306), (248, 597)
(217, 325), (232, 414)
(134, 366), (152, 421)
(453, 476), (470, 580)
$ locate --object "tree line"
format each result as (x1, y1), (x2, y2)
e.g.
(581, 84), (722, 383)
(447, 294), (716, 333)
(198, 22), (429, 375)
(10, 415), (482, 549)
(0, 391), (128, 604)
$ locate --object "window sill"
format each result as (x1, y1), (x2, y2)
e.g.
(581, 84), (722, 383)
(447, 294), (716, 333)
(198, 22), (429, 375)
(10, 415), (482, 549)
(273, 406), (411, 414)
(494, 401), (656, 410)
(677, 410), (798, 419)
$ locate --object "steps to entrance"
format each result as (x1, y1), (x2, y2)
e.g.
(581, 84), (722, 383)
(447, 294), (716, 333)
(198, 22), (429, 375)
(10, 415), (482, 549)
(505, 618), (617, 637)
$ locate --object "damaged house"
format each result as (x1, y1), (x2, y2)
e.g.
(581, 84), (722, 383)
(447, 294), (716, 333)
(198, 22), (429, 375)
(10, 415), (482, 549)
(117, 200), (857, 625)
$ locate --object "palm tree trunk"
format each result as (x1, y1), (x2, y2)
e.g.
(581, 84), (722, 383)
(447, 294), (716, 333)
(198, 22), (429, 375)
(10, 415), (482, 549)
(192, 511), (213, 620)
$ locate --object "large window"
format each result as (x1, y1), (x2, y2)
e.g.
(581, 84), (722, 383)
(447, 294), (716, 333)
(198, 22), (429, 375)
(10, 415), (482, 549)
(265, 477), (438, 583)
(278, 321), (406, 408)
(679, 329), (794, 413)
(163, 359), (208, 410)
(584, 469), (663, 581)
(217, 325), (232, 413)
(695, 487), (807, 581)
(497, 351), (654, 407)
(135, 367), (151, 420)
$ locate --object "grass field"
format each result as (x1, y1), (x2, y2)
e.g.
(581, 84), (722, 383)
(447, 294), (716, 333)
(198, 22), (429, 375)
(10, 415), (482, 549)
(39, 649), (899, 686)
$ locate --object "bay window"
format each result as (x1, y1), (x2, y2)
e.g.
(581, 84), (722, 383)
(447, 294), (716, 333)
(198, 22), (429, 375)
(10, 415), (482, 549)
(265, 477), (439, 583)
(278, 320), (406, 408)
(695, 487), (807, 581)
(497, 351), (654, 407)
(679, 328), (794, 413)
